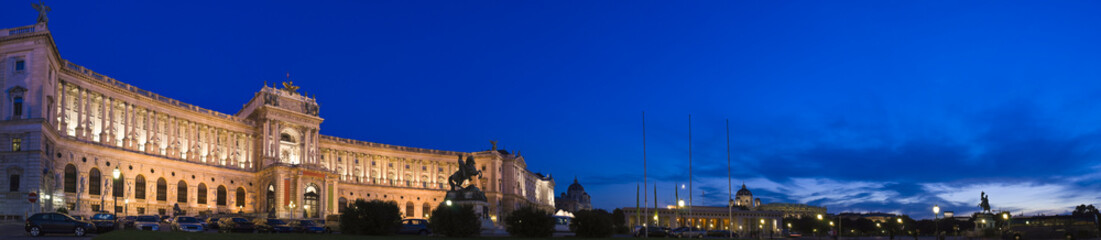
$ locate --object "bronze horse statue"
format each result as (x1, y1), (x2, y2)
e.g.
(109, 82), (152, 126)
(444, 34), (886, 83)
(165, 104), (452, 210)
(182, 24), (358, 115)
(448, 155), (481, 191)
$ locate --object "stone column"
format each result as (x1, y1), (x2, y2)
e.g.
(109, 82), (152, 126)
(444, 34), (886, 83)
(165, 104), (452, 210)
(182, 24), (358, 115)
(59, 82), (69, 134)
(144, 110), (155, 153)
(75, 87), (85, 139)
(99, 96), (109, 144)
(122, 103), (131, 148)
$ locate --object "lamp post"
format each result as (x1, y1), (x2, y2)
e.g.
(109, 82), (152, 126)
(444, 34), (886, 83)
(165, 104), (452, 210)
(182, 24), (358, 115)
(112, 167), (120, 216)
(289, 201), (296, 219)
(817, 214), (824, 239)
(933, 205), (940, 240)
(124, 199), (129, 215)
(1001, 212), (1009, 234)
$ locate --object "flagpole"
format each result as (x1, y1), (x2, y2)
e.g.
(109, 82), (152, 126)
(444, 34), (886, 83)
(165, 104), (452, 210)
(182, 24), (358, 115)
(642, 111), (648, 238)
(654, 184), (658, 227)
(727, 119), (733, 238)
(675, 182), (680, 228)
(688, 114), (693, 228)
(636, 183), (640, 229)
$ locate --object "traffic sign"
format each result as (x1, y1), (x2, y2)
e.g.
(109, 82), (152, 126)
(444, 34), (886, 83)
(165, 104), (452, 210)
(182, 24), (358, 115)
(28, 192), (38, 203)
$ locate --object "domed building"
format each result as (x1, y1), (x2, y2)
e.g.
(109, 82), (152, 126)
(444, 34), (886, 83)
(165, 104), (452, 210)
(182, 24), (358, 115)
(734, 183), (755, 208)
(555, 178), (592, 212)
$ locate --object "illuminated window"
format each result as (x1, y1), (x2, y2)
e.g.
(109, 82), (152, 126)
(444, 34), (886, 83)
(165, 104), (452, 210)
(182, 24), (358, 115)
(11, 138), (21, 151)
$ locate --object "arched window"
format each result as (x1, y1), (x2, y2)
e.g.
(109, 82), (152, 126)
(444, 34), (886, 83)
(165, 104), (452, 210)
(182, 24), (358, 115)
(156, 178), (167, 201)
(177, 180), (188, 203)
(280, 133), (294, 142)
(113, 173), (124, 197)
(63, 164), (76, 193)
(134, 175), (146, 199)
(197, 183), (207, 204)
(89, 168), (101, 195)
(422, 203), (431, 218)
(405, 202), (414, 217)
(216, 185), (227, 206)
(236, 187), (246, 208)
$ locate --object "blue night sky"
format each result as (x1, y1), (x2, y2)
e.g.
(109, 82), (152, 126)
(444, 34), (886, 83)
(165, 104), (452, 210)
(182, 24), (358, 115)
(5, 0), (1101, 218)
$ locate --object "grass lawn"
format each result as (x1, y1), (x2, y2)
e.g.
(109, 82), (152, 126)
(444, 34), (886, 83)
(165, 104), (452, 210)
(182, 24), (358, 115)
(93, 230), (626, 240)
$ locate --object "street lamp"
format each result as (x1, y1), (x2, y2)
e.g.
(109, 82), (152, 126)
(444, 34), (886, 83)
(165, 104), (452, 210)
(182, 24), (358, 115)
(112, 167), (120, 216)
(289, 201), (296, 218)
(1001, 213), (1010, 232)
(445, 200), (453, 206)
(933, 205), (940, 239)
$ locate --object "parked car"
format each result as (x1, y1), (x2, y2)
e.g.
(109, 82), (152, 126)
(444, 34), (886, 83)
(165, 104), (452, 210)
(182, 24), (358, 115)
(205, 217), (221, 229)
(288, 220), (326, 233)
(160, 215), (172, 223)
(254, 218), (294, 233)
(634, 226), (671, 237)
(323, 215), (341, 233)
(787, 231), (802, 238)
(671, 227), (706, 238)
(398, 218), (430, 235)
(71, 215), (86, 221)
(90, 213), (118, 233)
(707, 230), (736, 238)
(172, 216), (204, 232)
(218, 217), (256, 233)
(133, 215), (161, 231)
(25, 212), (97, 237)
(121, 216), (137, 229)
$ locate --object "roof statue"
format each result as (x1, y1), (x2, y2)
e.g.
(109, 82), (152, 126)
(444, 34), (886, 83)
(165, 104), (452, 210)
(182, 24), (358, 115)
(32, 1), (51, 24)
(282, 72), (300, 94)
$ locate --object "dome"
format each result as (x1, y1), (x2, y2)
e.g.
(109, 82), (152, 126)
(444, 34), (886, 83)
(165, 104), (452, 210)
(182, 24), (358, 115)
(568, 177), (584, 192)
(736, 183), (752, 196)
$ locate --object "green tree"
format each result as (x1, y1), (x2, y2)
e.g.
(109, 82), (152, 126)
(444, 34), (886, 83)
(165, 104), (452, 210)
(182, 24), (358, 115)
(571, 209), (614, 237)
(612, 208), (628, 234)
(504, 206), (555, 237)
(340, 199), (402, 235)
(429, 202), (481, 237)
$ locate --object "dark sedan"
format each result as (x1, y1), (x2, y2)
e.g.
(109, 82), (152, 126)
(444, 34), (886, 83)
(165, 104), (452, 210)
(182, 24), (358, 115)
(288, 220), (326, 233)
(25, 213), (97, 237)
(218, 217), (256, 233)
(254, 218), (294, 233)
(398, 218), (431, 235)
(634, 226), (671, 237)
(89, 213), (118, 232)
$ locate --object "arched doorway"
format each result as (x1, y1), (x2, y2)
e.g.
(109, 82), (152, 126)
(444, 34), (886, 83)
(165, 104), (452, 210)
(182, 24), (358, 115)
(422, 203), (431, 218)
(266, 185), (276, 218)
(303, 185), (320, 218)
(338, 197), (348, 213)
(405, 202), (414, 217)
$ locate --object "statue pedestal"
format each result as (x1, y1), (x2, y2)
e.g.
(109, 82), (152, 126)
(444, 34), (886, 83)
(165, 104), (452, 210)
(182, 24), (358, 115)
(446, 188), (497, 232)
(973, 212), (995, 231)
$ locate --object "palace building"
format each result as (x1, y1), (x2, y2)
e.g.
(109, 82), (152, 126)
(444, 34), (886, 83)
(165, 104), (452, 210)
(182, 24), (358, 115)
(0, 18), (555, 222)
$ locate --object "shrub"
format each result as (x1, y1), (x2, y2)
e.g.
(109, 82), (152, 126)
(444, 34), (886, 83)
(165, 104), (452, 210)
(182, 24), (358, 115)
(505, 206), (555, 237)
(612, 208), (628, 234)
(429, 202), (481, 237)
(571, 209), (614, 237)
(55, 207), (69, 214)
(340, 199), (402, 235)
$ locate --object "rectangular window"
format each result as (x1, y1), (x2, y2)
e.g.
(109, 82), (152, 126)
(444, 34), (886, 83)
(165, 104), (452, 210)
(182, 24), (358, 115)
(137, 207), (145, 214)
(158, 209), (166, 215)
(9, 174), (19, 192)
(115, 206), (123, 213)
(14, 60), (25, 71)
(13, 97), (22, 117)
(12, 138), (21, 151)
(91, 204), (101, 212)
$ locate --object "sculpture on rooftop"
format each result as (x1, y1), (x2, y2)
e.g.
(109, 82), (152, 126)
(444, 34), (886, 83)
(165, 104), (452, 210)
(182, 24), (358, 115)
(32, 1), (51, 24)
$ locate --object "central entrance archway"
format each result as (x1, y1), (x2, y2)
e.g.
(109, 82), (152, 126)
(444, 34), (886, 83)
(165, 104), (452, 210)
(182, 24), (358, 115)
(303, 185), (319, 218)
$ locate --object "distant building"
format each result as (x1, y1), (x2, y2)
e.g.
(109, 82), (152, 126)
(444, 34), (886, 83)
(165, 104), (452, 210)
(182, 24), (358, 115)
(555, 178), (591, 212)
(838, 212), (898, 222)
(730, 183), (825, 219)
